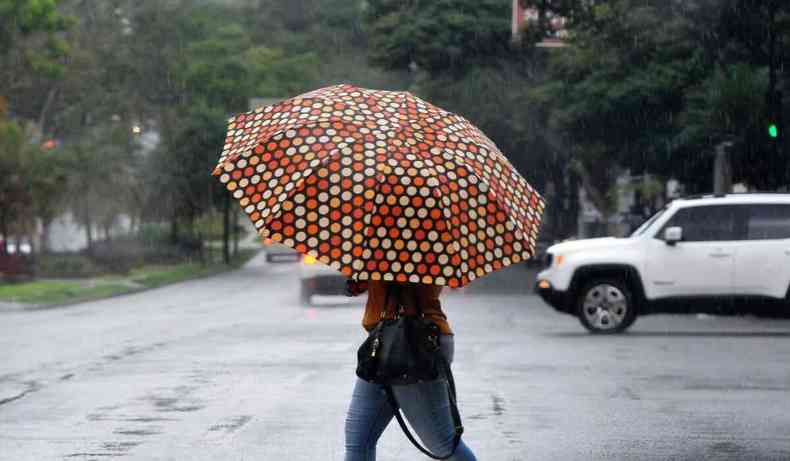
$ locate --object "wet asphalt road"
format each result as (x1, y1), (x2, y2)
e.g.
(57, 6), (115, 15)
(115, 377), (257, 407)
(2, 252), (790, 460)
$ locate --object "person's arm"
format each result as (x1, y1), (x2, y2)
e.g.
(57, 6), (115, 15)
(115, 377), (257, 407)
(345, 279), (369, 296)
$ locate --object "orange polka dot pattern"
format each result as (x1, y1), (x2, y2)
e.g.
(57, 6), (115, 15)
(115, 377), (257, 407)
(213, 84), (545, 287)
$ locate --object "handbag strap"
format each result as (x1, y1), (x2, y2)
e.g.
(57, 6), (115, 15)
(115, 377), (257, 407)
(384, 353), (463, 460)
(382, 283), (403, 319)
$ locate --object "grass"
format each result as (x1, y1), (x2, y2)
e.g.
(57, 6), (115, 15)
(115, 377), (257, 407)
(130, 263), (213, 289)
(0, 249), (259, 306)
(0, 280), (134, 305)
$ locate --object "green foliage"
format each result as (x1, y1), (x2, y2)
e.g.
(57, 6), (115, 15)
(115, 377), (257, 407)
(24, 34), (68, 77)
(0, 116), (32, 236)
(532, 0), (790, 192)
(0, 279), (133, 304)
(0, 114), (69, 242)
(678, 64), (768, 147)
(60, 122), (138, 243)
(5, 0), (787, 260)
(365, 0), (513, 76)
(142, 102), (228, 230)
(417, 62), (550, 187)
(0, 0), (71, 112)
(0, 0), (67, 49)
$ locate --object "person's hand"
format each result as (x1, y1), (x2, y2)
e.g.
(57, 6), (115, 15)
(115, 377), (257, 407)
(344, 280), (368, 296)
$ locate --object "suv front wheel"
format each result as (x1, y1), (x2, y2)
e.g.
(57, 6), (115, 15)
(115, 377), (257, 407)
(576, 278), (637, 334)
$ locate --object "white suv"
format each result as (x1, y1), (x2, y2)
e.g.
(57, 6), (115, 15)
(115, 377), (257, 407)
(535, 194), (790, 333)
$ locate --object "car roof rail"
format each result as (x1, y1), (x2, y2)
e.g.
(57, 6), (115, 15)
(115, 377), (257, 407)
(679, 191), (790, 201)
(679, 193), (714, 200)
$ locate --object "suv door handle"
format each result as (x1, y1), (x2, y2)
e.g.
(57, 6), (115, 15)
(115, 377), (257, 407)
(708, 252), (731, 258)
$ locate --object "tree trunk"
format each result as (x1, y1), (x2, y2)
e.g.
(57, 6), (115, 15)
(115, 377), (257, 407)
(40, 217), (52, 254)
(104, 223), (112, 244)
(714, 142), (733, 195)
(0, 209), (8, 254)
(84, 217), (93, 254)
(571, 160), (616, 237)
(170, 216), (179, 244)
(37, 87), (59, 137)
(561, 169), (580, 239)
(548, 161), (567, 239)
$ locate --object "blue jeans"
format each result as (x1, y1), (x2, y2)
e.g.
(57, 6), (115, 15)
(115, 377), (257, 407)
(344, 335), (477, 461)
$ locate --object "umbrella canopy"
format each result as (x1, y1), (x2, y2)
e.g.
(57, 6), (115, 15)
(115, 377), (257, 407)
(213, 84), (545, 287)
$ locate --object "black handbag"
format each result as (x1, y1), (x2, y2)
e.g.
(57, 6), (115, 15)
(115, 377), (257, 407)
(356, 284), (464, 460)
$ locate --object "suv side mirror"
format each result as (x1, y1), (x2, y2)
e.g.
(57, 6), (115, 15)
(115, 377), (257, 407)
(664, 226), (683, 245)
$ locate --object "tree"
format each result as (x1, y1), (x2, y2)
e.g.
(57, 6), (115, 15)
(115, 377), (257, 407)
(59, 122), (136, 251)
(28, 141), (67, 253)
(0, 0), (71, 130)
(532, 0), (790, 193)
(675, 64), (785, 189)
(364, 0), (571, 235)
(0, 115), (33, 252)
(365, 0), (514, 76)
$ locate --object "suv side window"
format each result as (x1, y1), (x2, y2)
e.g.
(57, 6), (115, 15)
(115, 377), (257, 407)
(659, 205), (740, 242)
(745, 204), (790, 240)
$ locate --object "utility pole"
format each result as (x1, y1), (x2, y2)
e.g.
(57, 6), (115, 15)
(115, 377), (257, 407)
(766, 1), (786, 187)
(768, 2), (781, 147)
(713, 140), (733, 195)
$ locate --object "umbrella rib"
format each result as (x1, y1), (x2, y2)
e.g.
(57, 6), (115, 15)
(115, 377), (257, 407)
(256, 145), (346, 233)
(352, 172), (386, 282)
(247, 116), (390, 230)
(437, 143), (536, 240)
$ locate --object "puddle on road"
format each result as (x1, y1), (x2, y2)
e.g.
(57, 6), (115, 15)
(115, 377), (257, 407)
(491, 394), (506, 416)
(208, 415), (253, 434)
(77, 378), (211, 459)
(113, 428), (163, 436)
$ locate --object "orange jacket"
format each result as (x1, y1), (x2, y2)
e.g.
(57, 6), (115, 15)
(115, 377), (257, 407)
(361, 280), (453, 335)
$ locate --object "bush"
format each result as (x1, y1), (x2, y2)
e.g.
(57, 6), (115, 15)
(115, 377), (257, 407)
(88, 239), (146, 274)
(37, 254), (101, 278)
(137, 223), (172, 246)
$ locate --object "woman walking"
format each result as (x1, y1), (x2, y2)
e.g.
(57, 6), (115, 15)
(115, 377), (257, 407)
(344, 280), (477, 461)
(213, 84), (544, 459)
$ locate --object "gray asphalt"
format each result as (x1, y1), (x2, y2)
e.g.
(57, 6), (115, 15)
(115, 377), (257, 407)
(1, 253), (790, 460)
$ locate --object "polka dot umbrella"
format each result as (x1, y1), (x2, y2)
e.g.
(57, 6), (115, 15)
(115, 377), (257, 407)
(212, 84), (545, 287)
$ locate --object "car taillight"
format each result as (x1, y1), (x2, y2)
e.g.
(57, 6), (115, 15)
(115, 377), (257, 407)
(303, 255), (317, 265)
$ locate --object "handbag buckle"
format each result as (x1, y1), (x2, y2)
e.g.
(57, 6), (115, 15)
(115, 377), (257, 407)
(371, 337), (380, 358)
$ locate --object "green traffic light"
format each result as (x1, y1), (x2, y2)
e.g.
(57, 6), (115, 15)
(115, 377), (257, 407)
(768, 123), (779, 138)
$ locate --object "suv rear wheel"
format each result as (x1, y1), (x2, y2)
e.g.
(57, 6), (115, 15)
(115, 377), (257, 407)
(576, 278), (637, 334)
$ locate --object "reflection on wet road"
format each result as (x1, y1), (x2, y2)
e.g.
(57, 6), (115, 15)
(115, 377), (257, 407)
(1, 253), (789, 460)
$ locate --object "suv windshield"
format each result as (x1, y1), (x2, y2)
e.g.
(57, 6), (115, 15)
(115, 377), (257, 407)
(629, 208), (666, 237)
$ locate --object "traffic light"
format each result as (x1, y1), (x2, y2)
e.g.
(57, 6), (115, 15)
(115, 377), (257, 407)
(769, 123), (779, 139)
(767, 90), (783, 142)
